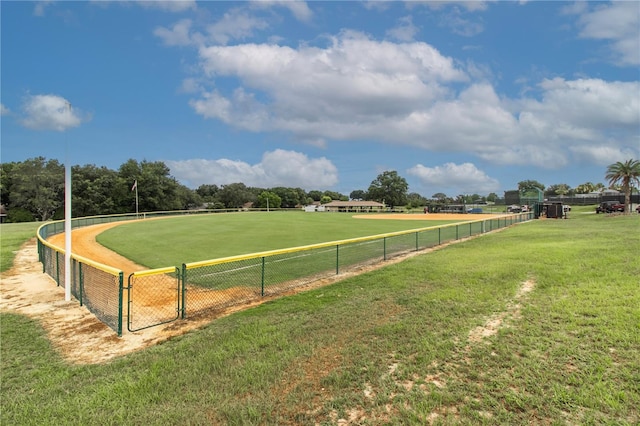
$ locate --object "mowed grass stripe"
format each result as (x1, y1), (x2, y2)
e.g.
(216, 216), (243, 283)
(96, 211), (458, 269)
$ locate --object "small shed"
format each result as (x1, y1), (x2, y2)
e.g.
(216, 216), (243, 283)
(544, 202), (565, 219)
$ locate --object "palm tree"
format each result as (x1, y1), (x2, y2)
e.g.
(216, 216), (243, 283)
(605, 159), (640, 214)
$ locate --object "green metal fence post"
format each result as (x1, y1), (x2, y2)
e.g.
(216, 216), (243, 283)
(261, 257), (265, 296)
(79, 263), (83, 306)
(336, 245), (339, 275)
(117, 272), (124, 337)
(415, 231), (419, 251)
(55, 251), (60, 286)
(181, 264), (187, 319)
(456, 225), (459, 240)
(384, 237), (387, 260)
(469, 222), (472, 236)
(438, 227), (441, 245)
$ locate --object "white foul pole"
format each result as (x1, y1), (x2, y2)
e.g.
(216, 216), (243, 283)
(64, 102), (72, 301)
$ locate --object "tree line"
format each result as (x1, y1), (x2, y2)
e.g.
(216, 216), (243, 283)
(3, 157), (637, 223)
(0, 157), (353, 223)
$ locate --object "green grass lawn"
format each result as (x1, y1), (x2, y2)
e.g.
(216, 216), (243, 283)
(1, 207), (639, 424)
(96, 211), (459, 268)
(0, 222), (41, 272)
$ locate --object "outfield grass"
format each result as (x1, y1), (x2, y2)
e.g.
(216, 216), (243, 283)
(1, 207), (639, 424)
(96, 211), (459, 268)
(0, 222), (41, 272)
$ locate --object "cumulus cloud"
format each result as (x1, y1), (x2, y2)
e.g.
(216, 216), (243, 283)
(153, 6), (638, 174)
(206, 8), (269, 45)
(154, 19), (193, 46)
(570, 144), (640, 167)
(191, 31), (467, 134)
(20, 94), (89, 131)
(0, 104), (10, 115)
(165, 149), (338, 189)
(135, 0), (196, 12)
(250, 0), (313, 22)
(407, 162), (500, 195)
(570, 1), (640, 66)
(387, 16), (419, 41)
(181, 29), (639, 169)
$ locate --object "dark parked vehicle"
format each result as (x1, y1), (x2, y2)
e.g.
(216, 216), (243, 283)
(595, 201), (625, 213)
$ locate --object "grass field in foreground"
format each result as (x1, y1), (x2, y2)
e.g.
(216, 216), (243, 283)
(96, 211), (460, 268)
(1, 207), (639, 424)
(0, 221), (41, 272)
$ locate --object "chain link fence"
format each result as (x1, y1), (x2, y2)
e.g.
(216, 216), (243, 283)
(36, 211), (532, 334)
(37, 238), (124, 335)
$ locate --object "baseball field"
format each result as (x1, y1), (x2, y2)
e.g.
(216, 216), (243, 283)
(48, 211), (485, 273)
(1, 207), (638, 424)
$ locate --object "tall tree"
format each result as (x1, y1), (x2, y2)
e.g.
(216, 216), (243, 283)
(517, 180), (545, 193)
(575, 182), (596, 194)
(256, 191), (282, 209)
(432, 193), (447, 202)
(367, 171), (408, 208)
(218, 183), (255, 208)
(406, 192), (427, 208)
(117, 159), (185, 212)
(72, 164), (119, 217)
(606, 159), (640, 214)
(196, 184), (220, 202)
(9, 157), (64, 221)
(545, 183), (572, 197)
(307, 190), (323, 201)
(349, 190), (366, 201)
(270, 187), (303, 208)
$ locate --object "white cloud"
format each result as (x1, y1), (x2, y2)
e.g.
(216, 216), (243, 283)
(0, 104), (10, 115)
(135, 0), (196, 12)
(407, 162), (500, 195)
(570, 144), (640, 167)
(20, 94), (88, 131)
(439, 11), (484, 37)
(33, 1), (54, 17)
(206, 8), (269, 45)
(572, 1), (640, 66)
(165, 149), (338, 189)
(409, 1), (492, 12)
(387, 16), (419, 42)
(192, 31), (467, 135)
(250, 0), (313, 22)
(154, 19), (193, 46)
(160, 25), (638, 172)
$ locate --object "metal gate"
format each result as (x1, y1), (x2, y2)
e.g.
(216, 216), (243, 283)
(127, 267), (182, 332)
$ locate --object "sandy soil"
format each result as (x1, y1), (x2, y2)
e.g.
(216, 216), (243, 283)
(1, 213), (509, 365)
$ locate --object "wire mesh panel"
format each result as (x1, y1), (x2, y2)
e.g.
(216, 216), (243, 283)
(439, 226), (459, 244)
(128, 268), (180, 332)
(183, 258), (264, 317)
(384, 233), (418, 259)
(262, 247), (337, 295)
(40, 244), (60, 285)
(417, 228), (440, 250)
(337, 239), (384, 272)
(80, 264), (123, 334)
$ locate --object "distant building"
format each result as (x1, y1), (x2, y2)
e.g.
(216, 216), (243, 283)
(321, 200), (385, 212)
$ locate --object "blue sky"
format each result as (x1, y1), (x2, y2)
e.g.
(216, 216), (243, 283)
(1, 1), (639, 198)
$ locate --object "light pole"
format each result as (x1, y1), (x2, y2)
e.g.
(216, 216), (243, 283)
(64, 102), (72, 301)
